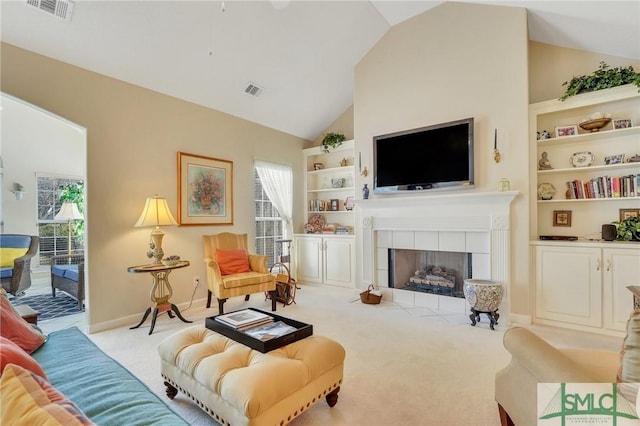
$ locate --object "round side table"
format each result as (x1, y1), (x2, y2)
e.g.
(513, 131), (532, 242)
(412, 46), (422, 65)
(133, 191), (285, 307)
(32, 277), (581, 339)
(463, 279), (503, 330)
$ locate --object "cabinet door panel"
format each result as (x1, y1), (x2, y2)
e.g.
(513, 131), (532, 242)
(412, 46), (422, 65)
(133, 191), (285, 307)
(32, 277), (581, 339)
(535, 246), (601, 327)
(295, 236), (323, 284)
(323, 238), (355, 287)
(603, 248), (640, 332)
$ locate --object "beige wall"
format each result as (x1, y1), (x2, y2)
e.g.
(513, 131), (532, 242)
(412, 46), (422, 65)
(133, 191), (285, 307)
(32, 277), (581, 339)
(309, 105), (354, 149)
(1, 43), (307, 332)
(529, 41), (640, 103)
(354, 2), (531, 314)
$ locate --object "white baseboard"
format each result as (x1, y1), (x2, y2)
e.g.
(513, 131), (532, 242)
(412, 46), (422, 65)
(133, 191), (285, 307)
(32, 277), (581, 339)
(507, 313), (532, 325)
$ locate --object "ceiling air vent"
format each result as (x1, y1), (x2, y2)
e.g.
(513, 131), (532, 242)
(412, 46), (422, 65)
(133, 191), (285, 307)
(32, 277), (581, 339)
(26, 0), (74, 21)
(244, 83), (263, 97)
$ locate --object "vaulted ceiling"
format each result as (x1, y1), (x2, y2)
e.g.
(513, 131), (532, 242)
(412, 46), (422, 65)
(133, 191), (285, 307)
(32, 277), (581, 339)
(2, 1), (639, 140)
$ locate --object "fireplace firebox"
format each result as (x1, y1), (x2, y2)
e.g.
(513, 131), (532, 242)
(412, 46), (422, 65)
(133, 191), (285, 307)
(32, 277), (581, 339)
(388, 249), (471, 299)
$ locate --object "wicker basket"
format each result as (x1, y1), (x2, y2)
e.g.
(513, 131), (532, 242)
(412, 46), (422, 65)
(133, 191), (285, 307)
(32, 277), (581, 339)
(360, 285), (382, 305)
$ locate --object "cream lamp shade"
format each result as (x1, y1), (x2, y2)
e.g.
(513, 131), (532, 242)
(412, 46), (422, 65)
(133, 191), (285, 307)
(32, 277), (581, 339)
(135, 195), (177, 264)
(55, 202), (84, 253)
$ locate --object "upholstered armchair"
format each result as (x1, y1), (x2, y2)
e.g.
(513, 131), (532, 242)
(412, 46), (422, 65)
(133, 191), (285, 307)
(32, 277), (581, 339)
(495, 327), (619, 426)
(51, 252), (85, 309)
(203, 233), (276, 315)
(0, 234), (39, 296)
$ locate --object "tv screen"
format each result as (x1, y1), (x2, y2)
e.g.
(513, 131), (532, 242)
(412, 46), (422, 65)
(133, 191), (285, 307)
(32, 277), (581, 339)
(374, 118), (474, 193)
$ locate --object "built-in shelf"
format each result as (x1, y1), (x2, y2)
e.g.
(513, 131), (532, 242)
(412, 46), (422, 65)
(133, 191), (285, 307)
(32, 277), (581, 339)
(307, 187), (354, 194)
(538, 162), (639, 175)
(537, 197), (639, 204)
(536, 125), (639, 146)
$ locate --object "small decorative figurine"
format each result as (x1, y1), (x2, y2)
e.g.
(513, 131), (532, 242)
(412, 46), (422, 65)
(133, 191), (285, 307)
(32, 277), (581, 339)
(538, 151), (553, 170)
(537, 130), (551, 140)
(362, 184), (369, 200)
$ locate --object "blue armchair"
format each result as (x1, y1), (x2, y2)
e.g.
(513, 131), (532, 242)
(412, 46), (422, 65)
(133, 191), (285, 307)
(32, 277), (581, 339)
(0, 234), (39, 296)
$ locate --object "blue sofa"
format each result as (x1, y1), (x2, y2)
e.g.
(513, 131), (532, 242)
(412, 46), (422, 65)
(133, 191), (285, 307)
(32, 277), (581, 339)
(0, 234), (39, 295)
(31, 327), (189, 425)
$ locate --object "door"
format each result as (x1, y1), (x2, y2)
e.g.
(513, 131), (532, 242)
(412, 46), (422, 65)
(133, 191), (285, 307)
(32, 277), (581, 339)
(535, 245), (602, 328)
(323, 237), (355, 287)
(603, 248), (640, 332)
(294, 236), (322, 284)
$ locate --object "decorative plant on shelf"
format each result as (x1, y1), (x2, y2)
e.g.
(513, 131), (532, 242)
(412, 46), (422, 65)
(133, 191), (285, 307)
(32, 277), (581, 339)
(613, 216), (640, 241)
(560, 62), (640, 101)
(321, 132), (346, 153)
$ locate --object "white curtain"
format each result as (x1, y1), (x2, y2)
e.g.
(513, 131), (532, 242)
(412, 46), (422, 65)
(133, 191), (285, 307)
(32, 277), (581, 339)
(255, 160), (293, 240)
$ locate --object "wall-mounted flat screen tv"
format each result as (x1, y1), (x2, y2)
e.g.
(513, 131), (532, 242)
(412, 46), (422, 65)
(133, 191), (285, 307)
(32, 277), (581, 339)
(373, 117), (474, 193)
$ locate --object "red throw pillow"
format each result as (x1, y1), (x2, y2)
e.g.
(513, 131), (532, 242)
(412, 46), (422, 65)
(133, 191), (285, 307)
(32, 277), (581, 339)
(0, 336), (47, 378)
(0, 295), (46, 354)
(216, 249), (251, 275)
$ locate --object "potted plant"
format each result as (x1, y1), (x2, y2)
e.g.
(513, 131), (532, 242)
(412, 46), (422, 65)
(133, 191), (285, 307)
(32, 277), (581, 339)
(613, 216), (640, 241)
(321, 132), (346, 153)
(560, 62), (640, 101)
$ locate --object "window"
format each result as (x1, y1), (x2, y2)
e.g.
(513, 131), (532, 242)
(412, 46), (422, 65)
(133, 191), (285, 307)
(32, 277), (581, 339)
(254, 170), (284, 268)
(36, 175), (84, 267)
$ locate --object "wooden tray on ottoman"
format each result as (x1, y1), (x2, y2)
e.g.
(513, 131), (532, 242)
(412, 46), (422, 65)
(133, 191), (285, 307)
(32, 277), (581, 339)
(205, 308), (313, 353)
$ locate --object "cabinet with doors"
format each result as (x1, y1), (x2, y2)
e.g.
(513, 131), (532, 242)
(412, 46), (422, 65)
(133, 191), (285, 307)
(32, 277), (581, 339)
(294, 234), (355, 288)
(534, 241), (640, 334)
(529, 84), (639, 241)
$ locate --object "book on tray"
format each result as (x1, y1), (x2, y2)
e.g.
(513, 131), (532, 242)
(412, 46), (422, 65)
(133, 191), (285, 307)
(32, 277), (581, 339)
(244, 321), (298, 341)
(214, 309), (273, 329)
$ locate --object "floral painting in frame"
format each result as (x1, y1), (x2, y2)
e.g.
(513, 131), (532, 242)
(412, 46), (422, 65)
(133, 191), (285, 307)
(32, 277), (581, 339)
(177, 152), (233, 225)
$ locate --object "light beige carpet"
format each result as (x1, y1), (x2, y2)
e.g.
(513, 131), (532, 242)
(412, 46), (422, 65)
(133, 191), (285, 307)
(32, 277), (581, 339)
(84, 284), (622, 426)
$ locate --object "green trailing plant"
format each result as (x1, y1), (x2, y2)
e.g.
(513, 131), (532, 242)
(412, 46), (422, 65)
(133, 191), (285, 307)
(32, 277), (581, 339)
(59, 182), (85, 244)
(12, 182), (24, 192)
(613, 216), (640, 241)
(321, 132), (346, 153)
(560, 62), (640, 101)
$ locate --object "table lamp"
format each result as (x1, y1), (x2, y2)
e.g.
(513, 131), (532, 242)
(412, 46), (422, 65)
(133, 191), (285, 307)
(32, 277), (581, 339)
(134, 195), (177, 264)
(54, 201), (83, 253)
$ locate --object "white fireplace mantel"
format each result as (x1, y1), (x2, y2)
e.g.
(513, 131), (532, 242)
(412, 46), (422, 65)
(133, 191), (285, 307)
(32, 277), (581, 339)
(355, 190), (519, 312)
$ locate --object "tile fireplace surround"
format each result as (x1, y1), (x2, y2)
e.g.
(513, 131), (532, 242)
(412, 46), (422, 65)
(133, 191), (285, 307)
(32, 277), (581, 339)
(355, 191), (518, 315)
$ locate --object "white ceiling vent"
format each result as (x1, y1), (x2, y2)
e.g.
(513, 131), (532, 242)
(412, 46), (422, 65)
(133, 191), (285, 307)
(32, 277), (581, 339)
(244, 83), (263, 97)
(26, 0), (74, 21)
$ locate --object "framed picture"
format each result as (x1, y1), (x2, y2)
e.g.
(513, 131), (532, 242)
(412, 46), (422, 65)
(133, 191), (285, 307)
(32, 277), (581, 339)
(620, 208), (640, 221)
(177, 152), (233, 225)
(555, 125), (578, 138)
(613, 119), (632, 129)
(330, 199), (339, 211)
(604, 154), (625, 165)
(553, 210), (572, 227)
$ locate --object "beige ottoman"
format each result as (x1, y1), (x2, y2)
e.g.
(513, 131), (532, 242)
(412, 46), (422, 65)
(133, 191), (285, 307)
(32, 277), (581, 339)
(158, 325), (345, 426)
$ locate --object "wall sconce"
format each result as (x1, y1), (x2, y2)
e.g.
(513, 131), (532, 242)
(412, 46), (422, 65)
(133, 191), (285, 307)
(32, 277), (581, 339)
(493, 128), (502, 163)
(11, 182), (25, 200)
(358, 152), (368, 177)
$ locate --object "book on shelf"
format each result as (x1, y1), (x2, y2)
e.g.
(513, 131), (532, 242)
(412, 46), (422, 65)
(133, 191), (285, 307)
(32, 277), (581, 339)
(244, 320), (297, 341)
(565, 173), (638, 200)
(214, 309), (273, 329)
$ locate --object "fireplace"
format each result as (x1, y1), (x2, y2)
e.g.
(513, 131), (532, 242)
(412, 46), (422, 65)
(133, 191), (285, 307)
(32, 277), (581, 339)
(389, 249), (471, 299)
(355, 191), (517, 312)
